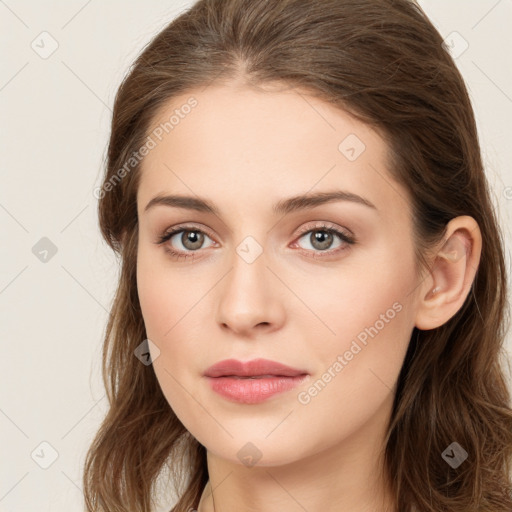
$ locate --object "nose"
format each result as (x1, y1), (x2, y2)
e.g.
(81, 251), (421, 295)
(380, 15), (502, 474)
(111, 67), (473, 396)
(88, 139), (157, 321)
(215, 244), (286, 337)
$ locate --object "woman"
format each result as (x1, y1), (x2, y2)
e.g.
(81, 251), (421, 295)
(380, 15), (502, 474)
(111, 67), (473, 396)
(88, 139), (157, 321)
(84, 0), (512, 510)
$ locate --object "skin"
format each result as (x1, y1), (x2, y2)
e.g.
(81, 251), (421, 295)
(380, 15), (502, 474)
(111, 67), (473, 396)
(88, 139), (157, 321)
(135, 80), (482, 512)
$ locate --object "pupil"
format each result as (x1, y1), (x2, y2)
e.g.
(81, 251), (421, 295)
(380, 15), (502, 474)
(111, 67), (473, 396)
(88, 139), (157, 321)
(183, 230), (203, 249)
(312, 230), (332, 250)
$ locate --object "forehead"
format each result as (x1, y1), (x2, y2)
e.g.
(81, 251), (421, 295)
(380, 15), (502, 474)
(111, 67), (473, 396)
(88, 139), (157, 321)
(137, 83), (410, 222)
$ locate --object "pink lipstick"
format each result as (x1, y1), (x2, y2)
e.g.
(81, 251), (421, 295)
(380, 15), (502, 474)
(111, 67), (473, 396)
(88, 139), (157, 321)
(204, 358), (309, 404)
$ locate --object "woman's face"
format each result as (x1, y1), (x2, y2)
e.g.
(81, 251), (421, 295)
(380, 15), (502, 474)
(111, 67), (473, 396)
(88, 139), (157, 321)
(136, 81), (423, 467)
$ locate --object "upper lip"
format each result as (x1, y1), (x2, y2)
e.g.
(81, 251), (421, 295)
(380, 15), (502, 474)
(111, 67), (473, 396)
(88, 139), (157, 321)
(204, 358), (308, 378)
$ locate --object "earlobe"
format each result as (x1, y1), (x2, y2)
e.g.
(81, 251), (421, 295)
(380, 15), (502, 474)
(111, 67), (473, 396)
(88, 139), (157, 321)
(414, 216), (482, 331)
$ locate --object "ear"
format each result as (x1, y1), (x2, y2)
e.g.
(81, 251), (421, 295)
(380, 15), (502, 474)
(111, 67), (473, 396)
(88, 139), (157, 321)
(414, 216), (482, 330)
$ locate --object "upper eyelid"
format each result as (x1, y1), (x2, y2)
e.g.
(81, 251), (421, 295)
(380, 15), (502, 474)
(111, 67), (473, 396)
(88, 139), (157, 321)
(296, 221), (352, 236)
(162, 221), (351, 239)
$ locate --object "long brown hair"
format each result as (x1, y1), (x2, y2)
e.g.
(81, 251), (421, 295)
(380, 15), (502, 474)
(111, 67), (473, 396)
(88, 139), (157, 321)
(84, 0), (512, 510)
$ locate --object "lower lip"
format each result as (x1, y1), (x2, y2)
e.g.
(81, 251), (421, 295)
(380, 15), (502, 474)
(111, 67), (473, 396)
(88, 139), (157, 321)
(206, 375), (309, 404)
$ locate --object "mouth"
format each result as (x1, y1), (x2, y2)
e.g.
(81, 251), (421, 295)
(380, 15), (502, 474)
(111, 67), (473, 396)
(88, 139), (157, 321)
(203, 359), (309, 404)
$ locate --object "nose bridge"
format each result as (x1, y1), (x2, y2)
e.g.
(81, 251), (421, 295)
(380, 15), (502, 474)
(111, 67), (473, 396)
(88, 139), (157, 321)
(215, 234), (284, 334)
(224, 235), (271, 309)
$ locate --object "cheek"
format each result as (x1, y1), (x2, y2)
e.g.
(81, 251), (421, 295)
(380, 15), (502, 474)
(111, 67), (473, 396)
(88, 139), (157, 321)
(289, 262), (415, 449)
(136, 251), (204, 425)
(293, 246), (416, 347)
(136, 247), (208, 374)
(137, 272), (170, 338)
(136, 246), (187, 338)
(289, 248), (418, 422)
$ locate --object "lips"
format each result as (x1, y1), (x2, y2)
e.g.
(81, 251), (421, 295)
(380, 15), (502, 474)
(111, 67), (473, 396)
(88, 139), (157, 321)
(204, 358), (308, 378)
(204, 358), (309, 404)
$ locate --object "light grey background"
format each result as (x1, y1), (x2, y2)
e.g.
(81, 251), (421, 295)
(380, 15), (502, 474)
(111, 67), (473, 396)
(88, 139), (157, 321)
(0, 1), (511, 511)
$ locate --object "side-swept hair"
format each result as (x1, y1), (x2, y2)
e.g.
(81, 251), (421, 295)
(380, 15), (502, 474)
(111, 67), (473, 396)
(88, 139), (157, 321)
(85, 1), (512, 510)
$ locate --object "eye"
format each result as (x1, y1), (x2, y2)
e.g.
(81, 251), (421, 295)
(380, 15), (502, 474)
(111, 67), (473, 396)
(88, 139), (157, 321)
(292, 222), (355, 258)
(155, 221), (356, 261)
(155, 225), (216, 260)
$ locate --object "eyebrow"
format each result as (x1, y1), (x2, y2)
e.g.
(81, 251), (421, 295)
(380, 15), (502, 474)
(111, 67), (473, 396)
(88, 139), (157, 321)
(143, 190), (377, 216)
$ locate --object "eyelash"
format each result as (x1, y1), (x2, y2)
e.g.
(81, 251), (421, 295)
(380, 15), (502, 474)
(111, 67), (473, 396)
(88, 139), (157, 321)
(155, 222), (356, 261)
